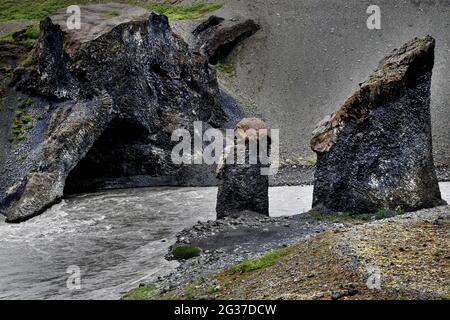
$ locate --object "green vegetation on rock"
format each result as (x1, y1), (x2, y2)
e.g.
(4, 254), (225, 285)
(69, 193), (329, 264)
(23, 24), (40, 39)
(12, 97), (34, 141)
(0, 32), (14, 41)
(172, 245), (202, 260)
(20, 56), (36, 68)
(213, 62), (235, 77)
(19, 98), (33, 109)
(0, 23), (39, 46)
(21, 115), (32, 124)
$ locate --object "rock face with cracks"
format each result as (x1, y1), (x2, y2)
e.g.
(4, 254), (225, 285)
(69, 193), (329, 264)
(311, 35), (446, 214)
(0, 12), (244, 223)
(216, 118), (270, 219)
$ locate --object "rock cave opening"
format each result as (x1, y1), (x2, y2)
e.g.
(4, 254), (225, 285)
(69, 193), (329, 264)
(63, 118), (154, 195)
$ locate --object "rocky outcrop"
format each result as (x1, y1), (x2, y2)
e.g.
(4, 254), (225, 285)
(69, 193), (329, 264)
(311, 36), (446, 214)
(0, 10), (244, 223)
(216, 118), (270, 219)
(192, 15), (260, 64)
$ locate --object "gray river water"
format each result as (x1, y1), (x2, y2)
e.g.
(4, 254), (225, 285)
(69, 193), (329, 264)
(0, 183), (448, 300)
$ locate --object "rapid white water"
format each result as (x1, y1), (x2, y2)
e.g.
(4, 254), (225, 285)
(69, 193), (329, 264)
(0, 183), (448, 300)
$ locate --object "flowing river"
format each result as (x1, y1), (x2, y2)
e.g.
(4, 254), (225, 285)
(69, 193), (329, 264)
(0, 183), (448, 300)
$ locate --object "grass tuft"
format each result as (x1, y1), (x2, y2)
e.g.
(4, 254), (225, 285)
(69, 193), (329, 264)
(376, 208), (390, 220)
(213, 63), (235, 77)
(172, 245), (202, 260)
(122, 286), (155, 300)
(229, 247), (293, 274)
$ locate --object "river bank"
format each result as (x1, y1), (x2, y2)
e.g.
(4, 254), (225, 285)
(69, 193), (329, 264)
(0, 185), (315, 299)
(128, 205), (450, 300)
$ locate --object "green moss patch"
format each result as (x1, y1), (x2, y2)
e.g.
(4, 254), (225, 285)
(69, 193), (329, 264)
(213, 62), (235, 77)
(172, 245), (202, 260)
(0, 32), (14, 41)
(23, 24), (40, 39)
(19, 98), (33, 108)
(12, 97), (34, 141)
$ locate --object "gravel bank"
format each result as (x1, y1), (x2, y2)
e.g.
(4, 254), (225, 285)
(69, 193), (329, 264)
(144, 205), (449, 300)
(145, 213), (346, 295)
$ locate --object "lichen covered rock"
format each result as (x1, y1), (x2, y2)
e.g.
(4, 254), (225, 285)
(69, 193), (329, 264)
(311, 35), (446, 214)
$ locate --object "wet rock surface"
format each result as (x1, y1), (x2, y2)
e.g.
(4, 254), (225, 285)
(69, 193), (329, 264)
(0, 9), (245, 222)
(311, 36), (446, 214)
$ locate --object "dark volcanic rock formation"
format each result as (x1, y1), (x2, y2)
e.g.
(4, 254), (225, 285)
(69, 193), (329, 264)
(192, 15), (260, 64)
(311, 35), (446, 214)
(216, 118), (270, 219)
(0, 12), (243, 223)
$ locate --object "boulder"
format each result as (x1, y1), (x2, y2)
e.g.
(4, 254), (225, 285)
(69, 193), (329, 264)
(311, 35), (446, 214)
(216, 118), (270, 219)
(0, 9), (243, 223)
(192, 15), (260, 64)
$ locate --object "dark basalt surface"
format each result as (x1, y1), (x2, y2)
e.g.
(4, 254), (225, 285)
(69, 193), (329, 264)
(0, 13), (245, 223)
(216, 118), (270, 219)
(311, 36), (446, 214)
(192, 15), (260, 64)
